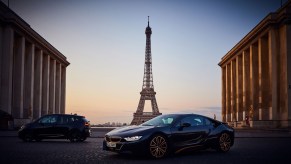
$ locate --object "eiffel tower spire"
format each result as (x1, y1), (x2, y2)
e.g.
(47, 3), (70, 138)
(131, 17), (162, 125)
(143, 16), (153, 90)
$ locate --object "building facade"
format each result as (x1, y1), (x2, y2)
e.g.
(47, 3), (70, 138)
(218, 1), (291, 128)
(0, 2), (70, 128)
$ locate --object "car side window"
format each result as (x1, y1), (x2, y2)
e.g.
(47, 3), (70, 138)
(39, 115), (58, 124)
(204, 118), (212, 126)
(162, 117), (174, 125)
(74, 116), (80, 122)
(66, 116), (81, 123)
(193, 117), (203, 126)
(57, 116), (66, 124)
(66, 116), (74, 123)
(176, 116), (204, 127)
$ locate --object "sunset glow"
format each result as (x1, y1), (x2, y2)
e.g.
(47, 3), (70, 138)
(5, 0), (284, 124)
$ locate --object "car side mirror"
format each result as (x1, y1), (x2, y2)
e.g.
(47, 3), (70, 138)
(182, 122), (191, 127)
(178, 122), (191, 131)
(212, 122), (219, 128)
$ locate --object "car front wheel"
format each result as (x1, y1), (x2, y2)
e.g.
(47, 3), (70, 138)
(216, 133), (231, 152)
(149, 135), (168, 158)
(35, 136), (42, 142)
(22, 133), (34, 142)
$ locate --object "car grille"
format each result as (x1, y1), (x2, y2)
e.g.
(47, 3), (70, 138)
(105, 136), (122, 142)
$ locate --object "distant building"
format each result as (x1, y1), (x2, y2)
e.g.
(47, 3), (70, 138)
(218, 1), (291, 128)
(0, 2), (70, 129)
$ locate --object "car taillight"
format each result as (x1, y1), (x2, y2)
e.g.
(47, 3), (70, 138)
(85, 122), (90, 126)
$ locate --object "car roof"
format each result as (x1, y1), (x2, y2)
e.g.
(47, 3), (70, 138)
(163, 113), (204, 117)
(162, 113), (220, 122)
(42, 114), (85, 117)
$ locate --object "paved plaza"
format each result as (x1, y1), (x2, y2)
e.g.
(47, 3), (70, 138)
(0, 128), (291, 164)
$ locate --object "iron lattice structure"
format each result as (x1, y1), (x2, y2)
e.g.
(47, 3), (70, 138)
(131, 17), (162, 125)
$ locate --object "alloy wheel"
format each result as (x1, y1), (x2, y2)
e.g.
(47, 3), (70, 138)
(219, 133), (231, 152)
(149, 135), (168, 158)
(23, 133), (33, 142)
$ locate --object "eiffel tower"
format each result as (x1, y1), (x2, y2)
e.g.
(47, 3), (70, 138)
(131, 17), (162, 125)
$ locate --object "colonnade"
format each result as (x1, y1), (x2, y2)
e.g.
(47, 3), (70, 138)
(0, 25), (68, 123)
(220, 25), (289, 127)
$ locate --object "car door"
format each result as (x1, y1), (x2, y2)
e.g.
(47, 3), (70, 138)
(170, 115), (210, 148)
(35, 115), (58, 137)
(54, 115), (71, 137)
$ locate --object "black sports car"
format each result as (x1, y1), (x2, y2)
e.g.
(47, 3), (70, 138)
(103, 114), (234, 158)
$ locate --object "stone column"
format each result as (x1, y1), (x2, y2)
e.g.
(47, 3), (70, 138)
(258, 39), (262, 121)
(222, 66), (226, 122)
(33, 49), (43, 119)
(236, 55), (243, 121)
(12, 36), (25, 118)
(250, 43), (259, 121)
(1, 26), (14, 114)
(242, 50), (250, 120)
(269, 28), (279, 121)
(286, 23), (291, 121)
(231, 60), (237, 122)
(0, 25), (2, 100)
(259, 36), (270, 120)
(24, 43), (34, 119)
(55, 63), (61, 114)
(49, 59), (56, 114)
(42, 54), (50, 115)
(279, 25), (288, 121)
(61, 66), (66, 114)
(226, 64), (231, 122)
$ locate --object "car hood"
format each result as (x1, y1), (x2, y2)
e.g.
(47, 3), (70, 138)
(106, 125), (154, 136)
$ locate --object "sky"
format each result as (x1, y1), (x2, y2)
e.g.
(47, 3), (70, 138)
(2, 0), (287, 124)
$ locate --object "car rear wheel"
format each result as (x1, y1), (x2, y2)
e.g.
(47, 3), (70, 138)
(69, 131), (81, 142)
(216, 133), (231, 152)
(79, 137), (87, 142)
(149, 135), (168, 158)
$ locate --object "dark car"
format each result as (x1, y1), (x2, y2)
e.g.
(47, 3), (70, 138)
(18, 114), (91, 142)
(103, 114), (234, 158)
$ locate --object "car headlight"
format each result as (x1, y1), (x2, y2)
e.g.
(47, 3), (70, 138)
(124, 136), (142, 142)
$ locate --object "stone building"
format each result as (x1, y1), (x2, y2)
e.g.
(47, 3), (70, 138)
(0, 2), (70, 128)
(218, 1), (291, 128)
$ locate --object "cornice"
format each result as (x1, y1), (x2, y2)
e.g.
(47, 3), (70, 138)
(218, 0), (291, 67)
(0, 1), (70, 66)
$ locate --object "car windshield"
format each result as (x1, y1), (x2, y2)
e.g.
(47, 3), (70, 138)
(141, 115), (178, 127)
